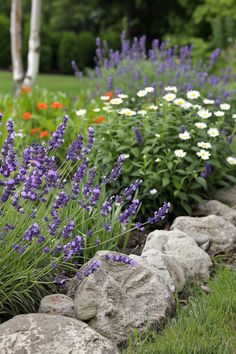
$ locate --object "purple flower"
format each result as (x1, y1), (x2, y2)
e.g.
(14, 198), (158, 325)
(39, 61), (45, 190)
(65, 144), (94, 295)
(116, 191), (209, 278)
(23, 223), (40, 242)
(108, 154), (126, 182)
(66, 134), (84, 161)
(63, 236), (83, 261)
(124, 179), (142, 200)
(72, 158), (89, 198)
(48, 115), (68, 150)
(132, 127), (142, 145)
(201, 163), (212, 179)
(105, 253), (137, 267)
(135, 222), (144, 232)
(118, 199), (140, 224)
(76, 259), (102, 279)
(148, 202), (171, 224)
(61, 220), (75, 239)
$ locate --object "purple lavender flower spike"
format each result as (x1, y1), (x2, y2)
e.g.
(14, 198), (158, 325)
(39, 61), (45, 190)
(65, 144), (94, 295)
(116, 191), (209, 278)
(105, 253), (138, 267)
(124, 179), (142, 200)
(201, 163), (212, 179)
(48, 115), (69, 150)
(109, 154), (126, 182)
(118, 199), (140, 224)
(148, 202), (171, 224)
(132, 127), (142, 145)
(23, 223), (41, 242)
(61, 220), (75, 239)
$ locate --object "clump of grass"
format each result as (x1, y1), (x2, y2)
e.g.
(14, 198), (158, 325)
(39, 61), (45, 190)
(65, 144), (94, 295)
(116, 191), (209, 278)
(123, 266), (236, 354)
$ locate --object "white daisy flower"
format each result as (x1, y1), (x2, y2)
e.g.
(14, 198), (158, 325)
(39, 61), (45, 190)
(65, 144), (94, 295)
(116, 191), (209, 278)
(145, 87), (155, 93)
(163, 93), (176, 102)
(174, 98), (186, 106)
(193, 105), (202, 110)
(232, 114), (236, 119)
(203, 99), (215, 105)
(137, 89), (147, 97)
(147, 105), (158, 110)
(118, 94), (128, 99)
(196, 150), (211, 160)
(195, 122), (207, 129)
(226, 157), (236, 165)
(174, 149), (186, 158)
(93, 108), (101, 112)
(155, 158), (161, 162)
(220, 103), (230, 110)
(197, 142), (212, 149)
(207, 128), (219, 137)
(214, 111), (225, 117)
(102, 106), (113, 112)
(150, 188), (158, 195)
(164, 86), (177, 93)
(186, 90), (200, 99)
(76, 109), (87, 116)
(15, 133), (24, 138)
(155, 133), (161, 138)
(110, 98), (123, 105)
(137, 110), (147, 116)
(100, 95), (110, 101)
(179, 131), (191, 140)
(182, 102), (193, 109)
(118, 108), (136, 116)
(197, 109), (212, 119)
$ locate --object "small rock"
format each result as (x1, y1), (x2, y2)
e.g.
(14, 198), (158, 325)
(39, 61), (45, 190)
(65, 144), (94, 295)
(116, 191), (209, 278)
(200, 285), (211, 293)
(214, 186), (236, 209)
(142, 229), (212, 281)
(0, 314), (119, 354)
(38, 294), (75, 318)
(171, 215), (236, 256)
(193, 200), (236, 226)
(67, 251), (174, 346)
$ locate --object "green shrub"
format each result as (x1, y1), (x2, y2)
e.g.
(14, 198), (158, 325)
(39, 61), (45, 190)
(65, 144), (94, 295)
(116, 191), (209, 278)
(58, 31), (79, 74)
(77, 31), (96, 68)
(0, 15), (10, 69)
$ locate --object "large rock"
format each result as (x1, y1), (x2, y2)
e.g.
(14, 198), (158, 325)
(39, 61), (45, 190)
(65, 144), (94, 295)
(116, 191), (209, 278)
(0, 313), (119, 354)
(142, 230), (212, 281)
(140, 249), (186, 292)
(67, 251), (174, 346)
(171, 215), (236, 256)
(38, 294), (75, 318)
(214, 186), (236, 209)
(193, 200), (236, 226)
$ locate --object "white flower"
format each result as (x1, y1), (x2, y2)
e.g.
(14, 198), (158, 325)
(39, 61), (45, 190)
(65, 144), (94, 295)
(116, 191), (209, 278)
(186, 90), (200, 99)
(150, 188), (158, 195)
(118, 94), (128, 99)
(145, 87), (154, 93)
(182, 102), (193, 109)
(110, 98), (123, 105)
(174, 149), (186, 158)
(193, 105), (202, 110)
(196, 150), (211, 160)
(100, 95), (110, 101)
(155, 158), (161, 162)
(163, 93), (176, 102)
(76, 109), (87, 116)
(155, 133), (161, 138)
(179, 131), (191, 140)
(15, 133), (24, 138)
(226, 157), (236, 165)
(214, 111), (225, 117)
(203, 99), (215, 105)
(118, 108), (136, 116)
(197, 141), (212, 149)
(174, 98), (186, 106)
(137, 89), (147, 97)
(195, 122), (207, 129)
(197, 109), (212, 119)
(164, 86), (177, 93)
(102, 106), (113, 112)
(232, 114), (236, 119)
(93, 108), (101, 112)
(147, 105), (158, 110)
(207, 128), (219, 137)
(123, 154), (130, 159)
(137, 110), (147, 116)
(220, 103), (231, 110)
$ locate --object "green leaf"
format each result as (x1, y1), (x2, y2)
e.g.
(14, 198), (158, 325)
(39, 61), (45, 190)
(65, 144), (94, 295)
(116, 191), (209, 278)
(130, 147), (140, 158)
(195, 177), (207, 190)
(162, 176), (170, 187)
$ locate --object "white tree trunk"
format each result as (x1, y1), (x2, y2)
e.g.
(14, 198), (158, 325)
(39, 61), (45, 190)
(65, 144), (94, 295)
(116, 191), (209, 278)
(23, 0), (42, 87)
(10, 0), (24, 94)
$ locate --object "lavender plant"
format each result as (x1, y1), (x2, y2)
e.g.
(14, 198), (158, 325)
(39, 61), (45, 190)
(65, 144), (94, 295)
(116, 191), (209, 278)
(0, 113), (170, 319)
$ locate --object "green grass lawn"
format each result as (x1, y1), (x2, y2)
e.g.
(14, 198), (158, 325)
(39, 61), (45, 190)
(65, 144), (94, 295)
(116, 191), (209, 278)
(123, 265), (236, 354)
(0, 70), (92, 96)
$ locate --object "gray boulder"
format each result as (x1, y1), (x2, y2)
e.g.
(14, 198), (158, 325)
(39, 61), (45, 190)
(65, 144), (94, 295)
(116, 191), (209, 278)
(193, 200), (236, 226)
(140, 249), (186, 292)
(171, 215), (236, 256)
(142, 229), (212, 281)
(38, 294), (75, 318)
(67, 251), (174, 346)
(0, 313), (119, 354)
(214, 186), (236, 209)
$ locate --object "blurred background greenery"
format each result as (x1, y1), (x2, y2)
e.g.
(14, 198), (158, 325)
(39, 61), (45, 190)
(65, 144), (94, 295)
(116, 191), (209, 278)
(0, 0), (236, 75)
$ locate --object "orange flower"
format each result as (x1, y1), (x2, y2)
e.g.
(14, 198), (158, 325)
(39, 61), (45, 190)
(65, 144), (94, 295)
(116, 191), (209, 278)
(94, 116), (106, 124)
(39, 130), (49, 138)
(105, 91), (113, 99)
(31, 128), (41, 135)
(23, 112), (32, 120)
(51, 101), (63, 109)
(22, 85), (32, 93)
(37, 102), (48, 110)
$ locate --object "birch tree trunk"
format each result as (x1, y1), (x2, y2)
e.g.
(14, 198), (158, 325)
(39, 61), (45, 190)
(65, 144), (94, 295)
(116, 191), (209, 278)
(23, 0), (42, 87)
(10, 0), (24, 95)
